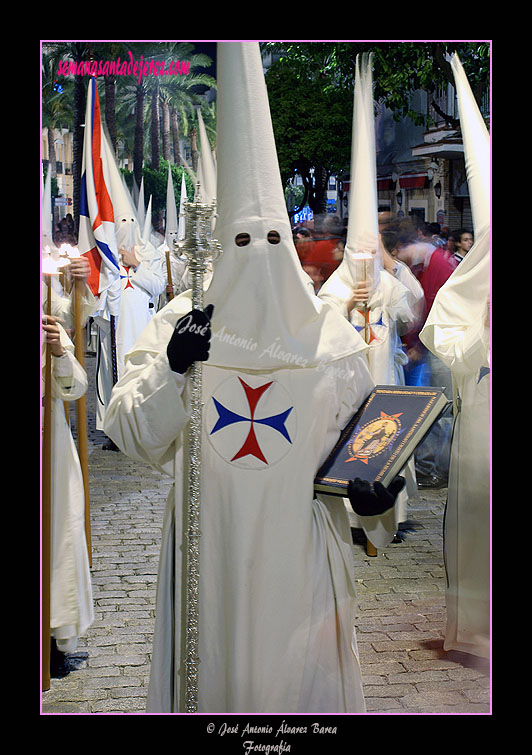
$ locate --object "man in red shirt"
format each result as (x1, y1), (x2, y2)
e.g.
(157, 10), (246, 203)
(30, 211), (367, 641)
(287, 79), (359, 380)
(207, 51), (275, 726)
(397, 236), (458, 488)
(302, 214), (344, 283)
(421, 244), (458, 317)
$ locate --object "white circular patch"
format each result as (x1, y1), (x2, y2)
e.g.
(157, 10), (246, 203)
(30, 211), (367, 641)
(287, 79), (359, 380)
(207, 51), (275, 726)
(205, 374), (297, 469)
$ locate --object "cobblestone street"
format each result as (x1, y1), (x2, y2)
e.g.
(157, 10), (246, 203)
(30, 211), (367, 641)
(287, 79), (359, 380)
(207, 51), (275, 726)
(41, 352), (490, 717)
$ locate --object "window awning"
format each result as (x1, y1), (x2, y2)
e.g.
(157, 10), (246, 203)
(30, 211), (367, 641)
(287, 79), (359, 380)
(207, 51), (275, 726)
(399, 172), (428, 189)
(342, 178), (395, 192)
(377, 177), (394, 191)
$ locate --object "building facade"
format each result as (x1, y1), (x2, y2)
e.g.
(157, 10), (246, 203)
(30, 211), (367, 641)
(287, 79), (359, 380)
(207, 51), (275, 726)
(345, 82), (489, 235)
(42, 126), (75, 228)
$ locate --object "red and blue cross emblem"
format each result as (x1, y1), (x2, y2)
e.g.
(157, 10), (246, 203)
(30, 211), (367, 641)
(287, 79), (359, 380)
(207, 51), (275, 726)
(207, 376), (295, 467)
(120, 265), (135, 289)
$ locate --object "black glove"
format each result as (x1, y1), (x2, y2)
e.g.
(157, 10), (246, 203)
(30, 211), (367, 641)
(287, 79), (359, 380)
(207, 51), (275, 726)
(347, 476), (405, 517)
(167, 304), (214, 374)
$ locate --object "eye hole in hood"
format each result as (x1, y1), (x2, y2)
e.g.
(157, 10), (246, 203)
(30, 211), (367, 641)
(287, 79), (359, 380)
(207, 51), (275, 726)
(235, 233), (251, 247)
(234, 230), (281, 247)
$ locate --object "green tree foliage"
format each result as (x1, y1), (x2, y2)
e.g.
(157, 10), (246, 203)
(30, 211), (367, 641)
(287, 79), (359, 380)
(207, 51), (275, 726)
(263, 41), (490, 213)
(266, 59), (352, 188)
(131, 159), (195, 216)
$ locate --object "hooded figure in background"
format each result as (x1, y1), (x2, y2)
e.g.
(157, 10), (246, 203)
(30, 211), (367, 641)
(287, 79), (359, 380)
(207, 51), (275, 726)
(420, 54), (490, 659)
(319, 54), (422, 546)
(104, 42), (403, 713)
(114, 205), (165, 368)
(158, 166), (188, 301)
(142, 194), (165, 254)
(195, 107), (217, 206)
(94, 149), (166, 434)
(177, 109), (217, 294)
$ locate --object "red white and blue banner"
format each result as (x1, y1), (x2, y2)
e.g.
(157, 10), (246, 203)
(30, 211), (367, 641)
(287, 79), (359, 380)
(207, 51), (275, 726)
(77, 76), (121, 315)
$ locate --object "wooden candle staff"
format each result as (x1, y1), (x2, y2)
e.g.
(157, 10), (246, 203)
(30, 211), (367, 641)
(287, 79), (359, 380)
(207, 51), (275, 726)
(41, 264), (55, 692)
(63, 246), (92, 566)
(165, 250), (174, 301)
(363, 258), (369, 346)
(73, 269), (92, 567)
(351, 252), (378, 558)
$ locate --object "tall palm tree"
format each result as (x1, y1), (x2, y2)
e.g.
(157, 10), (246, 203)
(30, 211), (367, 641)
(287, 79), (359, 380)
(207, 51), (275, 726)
(151, 78), (161, 171)
(151, 43), (216, 167)
(93, 42), (137, 155)
(115, 76), (151, 192)
(160, 90), (172, 162)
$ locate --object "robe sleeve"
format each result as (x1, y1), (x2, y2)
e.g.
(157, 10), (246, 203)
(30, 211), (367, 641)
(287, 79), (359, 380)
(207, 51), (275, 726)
(333, 352), (374, 432)
(423, 320), (489, 380)
(317, 276), (352, 319)
(420, 228), (490, 380)
(42, 279), (98, 330)
(43, 280), (70, 322)
(133, 252), (166, 298)
(384, 275), (418, 335)
(103, 348), (190, 476)
(392, 262), (425, 330)
(170, 257), (188, 294)
(47, 328), (88, 402)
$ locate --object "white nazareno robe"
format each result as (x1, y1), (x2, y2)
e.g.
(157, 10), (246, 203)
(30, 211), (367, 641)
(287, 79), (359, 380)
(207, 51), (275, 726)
(420, 228), (490, 658)
(95, 247), (165, 430)
(44, 327), (94, 652)
(104, 293), (379, 713)
(320, 268), (422, 536)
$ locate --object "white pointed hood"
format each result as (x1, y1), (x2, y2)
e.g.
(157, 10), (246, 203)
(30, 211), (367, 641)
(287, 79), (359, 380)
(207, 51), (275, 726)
(420, 54), (491, 366)
(121, 174), (138, 218)
(162, 164), (179, 250)
(137, 176), (145, 229)
(196, 108), (217, 204)
(205, 41), (367, 370)
(319, 53), (382, 305)
(178, 171), (187, 241)
(101, 133), (154, 263)
(132, 176), (139, 207)
(451, 54), (490, 238)
(142, 195), (152, 244)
